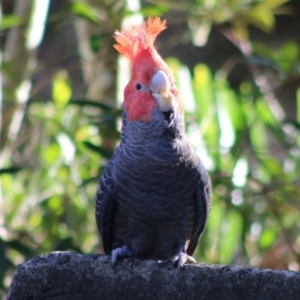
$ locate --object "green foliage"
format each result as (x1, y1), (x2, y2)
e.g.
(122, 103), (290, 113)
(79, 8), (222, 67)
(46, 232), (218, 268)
(70, 1), (102, 23)
(253, 40), (300, 74)
(0, 15), (24, 30)
(298, 88), (300, 124)
(166, 43), (299, 265)
(1, 0), (300, 296)
(151, 0), (290, 45)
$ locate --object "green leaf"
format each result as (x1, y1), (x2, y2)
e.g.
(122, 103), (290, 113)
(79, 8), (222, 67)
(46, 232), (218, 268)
(245, 0), (289, 33)
(297, 87), (300, 124)
(256, 98), (277, 127)
(246, 8), (275, 33)
(193, 64), (214, 121)
(243, 101), (268, 158)
(52, 71), (71, 108)
(193, 64), (220, 160)
(70, 2), (100, 23)
(219, 209), (243, 264)
(219, 85), (244, 131)
(206, 199), (224, 252)
(256, 0), (289, 10)
(207, 199), (243, 264)
(41, 143), (61, 165)
(259, 228), (277, 249)
(47, 196), (62, 210)
(29, 213), (43, 228)
(0, 15), (23, 30)
(89, 34), (102, 53)
(260, 157), (284, 177)
(278, 41), (299, 73)
(140, 5), (168, 17)
(166, 58), (181, 83)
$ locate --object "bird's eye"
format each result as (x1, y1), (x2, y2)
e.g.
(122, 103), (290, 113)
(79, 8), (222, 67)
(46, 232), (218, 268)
(136, 83), (142, 90)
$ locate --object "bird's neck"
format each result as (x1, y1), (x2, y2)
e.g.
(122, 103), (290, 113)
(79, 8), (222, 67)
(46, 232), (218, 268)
(121, 106), (185, 143)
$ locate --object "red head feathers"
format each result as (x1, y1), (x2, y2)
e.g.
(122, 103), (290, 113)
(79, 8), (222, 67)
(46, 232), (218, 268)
(114, 17), (167, 62)
(114, 17), (180, 122)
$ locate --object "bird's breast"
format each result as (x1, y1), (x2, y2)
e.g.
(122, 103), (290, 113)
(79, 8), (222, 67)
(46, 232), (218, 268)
(111, 139), (199, 259)
(113, 140), (198, 204)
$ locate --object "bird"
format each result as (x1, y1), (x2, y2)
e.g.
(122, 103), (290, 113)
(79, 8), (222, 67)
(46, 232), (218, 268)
(95, 17), (211, 269)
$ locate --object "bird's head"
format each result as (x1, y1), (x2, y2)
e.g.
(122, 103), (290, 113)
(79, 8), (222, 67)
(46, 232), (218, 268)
(114, 17), (182, 123)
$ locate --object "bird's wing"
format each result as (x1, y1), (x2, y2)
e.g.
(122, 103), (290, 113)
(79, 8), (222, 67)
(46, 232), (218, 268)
(187, 161), (212, 256)
(95, 156), (116, 255)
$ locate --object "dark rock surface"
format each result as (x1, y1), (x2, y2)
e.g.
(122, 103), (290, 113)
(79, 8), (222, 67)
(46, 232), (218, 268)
(7, 251), (300, 300)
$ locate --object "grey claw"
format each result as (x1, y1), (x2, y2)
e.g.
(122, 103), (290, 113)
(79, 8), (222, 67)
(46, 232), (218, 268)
(173, 252), (196, 269)
(111, 246), (133, 267)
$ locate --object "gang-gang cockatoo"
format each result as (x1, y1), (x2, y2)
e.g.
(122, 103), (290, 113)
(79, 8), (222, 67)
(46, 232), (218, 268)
(95, 17), (211, 268)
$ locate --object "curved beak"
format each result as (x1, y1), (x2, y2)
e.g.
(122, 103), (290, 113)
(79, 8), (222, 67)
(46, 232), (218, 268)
(151, 70), (174, 112)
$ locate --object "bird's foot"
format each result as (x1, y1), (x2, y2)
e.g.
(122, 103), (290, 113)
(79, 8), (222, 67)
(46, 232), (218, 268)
(111, 246), (133, 267)
(172, 252), (196, 269)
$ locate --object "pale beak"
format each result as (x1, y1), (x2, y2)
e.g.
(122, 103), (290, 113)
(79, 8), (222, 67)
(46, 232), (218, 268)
(151, 70), (174, 112)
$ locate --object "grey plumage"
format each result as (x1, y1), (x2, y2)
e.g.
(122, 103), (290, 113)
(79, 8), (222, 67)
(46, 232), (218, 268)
(95, 105), (211, 264)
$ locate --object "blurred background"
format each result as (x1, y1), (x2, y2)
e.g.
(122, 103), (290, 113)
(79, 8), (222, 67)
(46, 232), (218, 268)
(1, 0), (300, 296)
